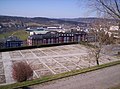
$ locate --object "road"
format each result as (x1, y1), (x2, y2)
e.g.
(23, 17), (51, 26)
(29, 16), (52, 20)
(31, 64), (120, 89)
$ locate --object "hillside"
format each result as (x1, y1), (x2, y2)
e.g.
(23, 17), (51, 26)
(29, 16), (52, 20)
(0, 15), (87, 33)
(0, 30), (29, 40)
(61, 18), (119, 25)
(0, 15), (119, 34)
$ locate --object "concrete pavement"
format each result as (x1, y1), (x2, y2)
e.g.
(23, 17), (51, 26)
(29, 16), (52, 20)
(31, 64), (120, 89)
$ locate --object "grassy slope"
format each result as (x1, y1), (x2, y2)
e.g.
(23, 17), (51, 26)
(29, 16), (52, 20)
(0, 30), (29, 40)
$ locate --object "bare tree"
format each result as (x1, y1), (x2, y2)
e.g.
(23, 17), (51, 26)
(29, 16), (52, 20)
(87, 0), (120, 58)
(77, 0), (119, 65)
(12, 61), (33, 82)
(88, 20), (114, 65)
(86, 0), (120, 39)
(87, 0), (120, 19)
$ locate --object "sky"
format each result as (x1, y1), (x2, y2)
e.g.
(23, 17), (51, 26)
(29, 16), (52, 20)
(0, 0), (97, 18)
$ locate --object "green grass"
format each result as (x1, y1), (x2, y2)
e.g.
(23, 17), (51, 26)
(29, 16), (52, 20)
(0, 60), (120, 89)
(0, 30), (29, 40)
(0, 32), (13, 39)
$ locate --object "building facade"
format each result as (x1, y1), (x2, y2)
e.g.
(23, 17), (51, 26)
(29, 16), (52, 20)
(0, 36), (23, 49)
(27, 31), (87, 46)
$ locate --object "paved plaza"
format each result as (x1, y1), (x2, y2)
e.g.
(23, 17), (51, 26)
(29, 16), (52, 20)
(0, 44), (119, 84)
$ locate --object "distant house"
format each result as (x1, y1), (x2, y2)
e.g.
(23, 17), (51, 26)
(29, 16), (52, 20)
(109, 26), (119, 31)
(27, 31), (87, 46)
(0, 36), (23, 49)
(109, 26), (120, 39)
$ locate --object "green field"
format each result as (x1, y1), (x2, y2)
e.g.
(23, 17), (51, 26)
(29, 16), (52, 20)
(0, 30), (29, 40)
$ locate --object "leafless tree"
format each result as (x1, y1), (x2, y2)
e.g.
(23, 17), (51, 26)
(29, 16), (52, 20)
(77, 0), (120, 65)
(88, 20), (114, 65)
(86, 0), (120, 38)
(86, 0), (120, 19)
(12, 61), (33, 82)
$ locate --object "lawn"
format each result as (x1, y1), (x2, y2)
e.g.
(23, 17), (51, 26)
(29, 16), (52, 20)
(0, 30), (29, 40)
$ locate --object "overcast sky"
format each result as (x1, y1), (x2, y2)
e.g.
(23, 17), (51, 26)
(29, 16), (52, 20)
(0, 0), (97, 18)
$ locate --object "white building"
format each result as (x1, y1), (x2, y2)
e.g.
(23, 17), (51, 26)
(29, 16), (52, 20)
(109, 26), (119, 31)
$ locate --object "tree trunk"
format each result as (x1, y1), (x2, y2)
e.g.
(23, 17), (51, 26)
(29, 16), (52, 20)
(96, 59), (99, 65)
(118, 21), (120, 37)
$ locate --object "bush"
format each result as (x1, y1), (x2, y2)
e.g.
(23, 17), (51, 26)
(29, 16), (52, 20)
(12, 61), (33, 82)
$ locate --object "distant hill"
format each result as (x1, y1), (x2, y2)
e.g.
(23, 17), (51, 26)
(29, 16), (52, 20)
(61, 17), (119, 25)
(0, 15), (119, 33)
(0, 15), (84, 25)
(0, 15), (87, 33)
(0, 15), (118, 24)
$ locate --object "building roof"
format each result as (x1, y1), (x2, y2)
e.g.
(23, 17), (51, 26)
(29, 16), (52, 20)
(30, 31), (49, 35)
(26, 28), (47, 32)
(4, 36), (22, 42)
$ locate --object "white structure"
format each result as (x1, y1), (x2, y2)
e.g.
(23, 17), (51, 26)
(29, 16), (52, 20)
(26, 26), (66, 35)
(30, 31), (49, 35)
(109, 26), (119, 31)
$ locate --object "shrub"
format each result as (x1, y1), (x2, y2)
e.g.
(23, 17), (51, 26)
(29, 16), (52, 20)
(12, 61), (33, 82)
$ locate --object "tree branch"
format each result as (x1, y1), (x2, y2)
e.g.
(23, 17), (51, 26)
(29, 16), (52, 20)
(114, 0), (120, 14)
(99, 0), (120, 19)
